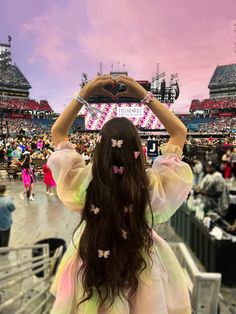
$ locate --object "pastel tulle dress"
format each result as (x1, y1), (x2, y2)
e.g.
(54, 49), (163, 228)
(43, 163), (56, 188)
(47, 141), (193, 314)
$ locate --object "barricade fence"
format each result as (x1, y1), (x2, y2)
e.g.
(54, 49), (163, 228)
(171, 242), (221, 314)
(0, 244), (63, 314)
(0, 242), (221, 314)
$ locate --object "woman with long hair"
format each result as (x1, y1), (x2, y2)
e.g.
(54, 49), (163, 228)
(48, 75), (193, 313)
(21, 152), (35, 201)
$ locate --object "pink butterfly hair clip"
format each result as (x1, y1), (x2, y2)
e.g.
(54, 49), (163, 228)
(134, 151), (140, 159)
(111, 139), (123, 148)
(98, 250), (110, 259)
(112, 165), (124, 174)
(91, 205), (101, 215)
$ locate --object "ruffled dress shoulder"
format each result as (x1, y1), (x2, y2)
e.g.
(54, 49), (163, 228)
(47, 141), (193, 314)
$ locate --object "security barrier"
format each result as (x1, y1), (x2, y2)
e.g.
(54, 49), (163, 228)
(0, 243), (63, 314)
(171, 204), (236, 285)
(0, 241), (221, 313)
(171, 242), (221, 314)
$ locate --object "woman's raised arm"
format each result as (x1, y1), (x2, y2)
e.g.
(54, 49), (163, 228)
(116, 76), (187, 150)
(51, 75), (115, 146)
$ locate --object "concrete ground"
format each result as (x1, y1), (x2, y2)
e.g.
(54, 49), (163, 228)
(1, 180), (236, 313)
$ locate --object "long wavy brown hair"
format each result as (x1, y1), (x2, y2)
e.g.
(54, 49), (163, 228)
(73, 117), (153, 309)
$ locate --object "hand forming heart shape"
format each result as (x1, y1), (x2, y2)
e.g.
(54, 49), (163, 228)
(79, 75), (147, 101)
(103, 83), (127, 96)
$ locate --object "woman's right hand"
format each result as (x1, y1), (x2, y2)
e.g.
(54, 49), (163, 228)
(115, 75), (148, 100)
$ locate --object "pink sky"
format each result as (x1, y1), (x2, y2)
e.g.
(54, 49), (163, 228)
(0, 0), (236, 112)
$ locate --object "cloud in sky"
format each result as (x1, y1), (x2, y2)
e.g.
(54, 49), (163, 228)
(0, 0), (236, 112)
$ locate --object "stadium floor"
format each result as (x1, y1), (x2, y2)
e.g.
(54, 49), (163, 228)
(1, 180), (236, 313)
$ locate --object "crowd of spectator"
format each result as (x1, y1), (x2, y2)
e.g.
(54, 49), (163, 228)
(209, 64), (236, 87)
(0, 97), (52, 111)
(0, 118), (44, 135)
(0, 64), (30, 87)
(1, 116), (236, 184)
(190, 98), (236, 111)
(0, 126), (236, 177)
(198, 117), (236, 133)
(0, 118), (236, 231)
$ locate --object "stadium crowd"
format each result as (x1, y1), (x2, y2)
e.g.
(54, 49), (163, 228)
(198, 117), (236, 133)
(209, 64), (236, 86)
(1, 118), (44, 135)
(1, 132), (236, 187)
(190, 98), (236, 111)
(0, 120), (236, 229)
(0, 64), (30, 87)
(0, 97), (52, 111)
(1, 123), (236, 169)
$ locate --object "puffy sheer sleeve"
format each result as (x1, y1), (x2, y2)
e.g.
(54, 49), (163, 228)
(47, 141), (92, 211)
(146, 143), (193, 224)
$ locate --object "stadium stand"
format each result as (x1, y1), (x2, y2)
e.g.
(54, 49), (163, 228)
(0, 44), (53, 132)
(209, 64), (236, 87)
(208, 64), (236, 99)
(190, 98), (236, 111)
(0, 118), (43, 134)
(0, 64), (31, 89)
(199, 117), (236, 132)
(0, 98), (52, 111)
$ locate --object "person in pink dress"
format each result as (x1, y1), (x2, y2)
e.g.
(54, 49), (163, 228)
(21, 152), (35, 201)
(142, 142), (147, 162)
(37, 138), (44, 150)
(48, 75), (193, 313)
(43, 163), (56, 195)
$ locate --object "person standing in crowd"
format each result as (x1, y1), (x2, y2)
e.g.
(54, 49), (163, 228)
(205, 147), (219, 165)
(31, 138), (37, 151)
(48, 75), (193, 313)
(184, 138), (191, 155)
(20, 152), (35, 201)
(37, 138), (44, 150)
(221, 149), (232, 179)
(0, 144), (5, 164)
(195, 161), (230, 216)
(192, 157), (204, 186)
(44, 148), (53, 160)
(19, 141), (25, 154)
(6, 144), (13, 166)
(43, 163), (56, 195)
(12, 146), (22, 160)
(141, 141), (147, 162)
(0, 185), (16, 248)
(224, 167), (236, 232)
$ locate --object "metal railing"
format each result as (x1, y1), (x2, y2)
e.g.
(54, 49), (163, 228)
(0, 242), (222, 313)
(0, 244), (63, 314)
(170, 242), (221, 314)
